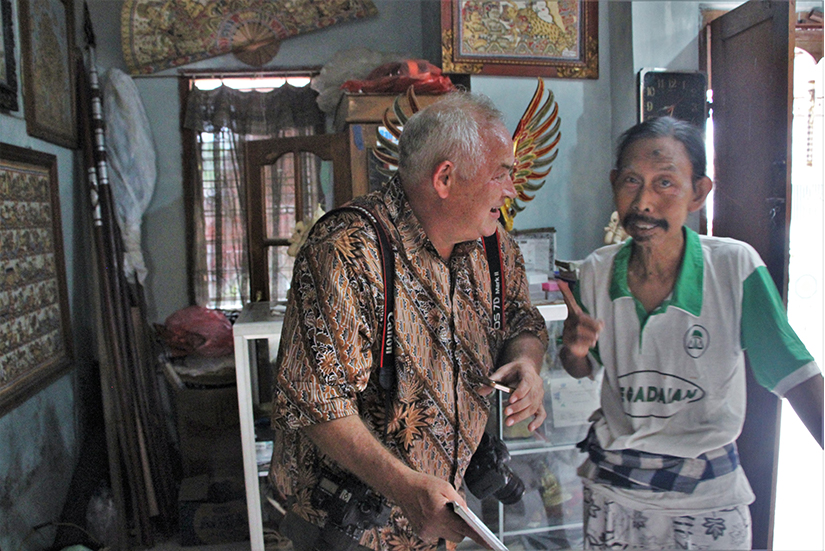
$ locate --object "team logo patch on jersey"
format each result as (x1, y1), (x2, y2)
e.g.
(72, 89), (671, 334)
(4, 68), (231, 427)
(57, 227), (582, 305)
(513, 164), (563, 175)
(618, 370), (706, 418)
(684, 324), (709, 358)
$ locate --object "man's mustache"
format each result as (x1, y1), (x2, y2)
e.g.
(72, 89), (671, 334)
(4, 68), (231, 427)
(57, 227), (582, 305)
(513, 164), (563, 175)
(622, 213), (669, 232)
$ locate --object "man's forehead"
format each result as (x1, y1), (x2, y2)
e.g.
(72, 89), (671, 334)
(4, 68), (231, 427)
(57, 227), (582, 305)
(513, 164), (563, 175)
(619, 137), (687, 170)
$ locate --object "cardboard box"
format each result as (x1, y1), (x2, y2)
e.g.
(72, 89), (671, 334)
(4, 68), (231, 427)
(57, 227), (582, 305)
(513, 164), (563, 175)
(178, 475), (249, 546)
(176, 383), (244, 476)
(163, 361), (244, 476)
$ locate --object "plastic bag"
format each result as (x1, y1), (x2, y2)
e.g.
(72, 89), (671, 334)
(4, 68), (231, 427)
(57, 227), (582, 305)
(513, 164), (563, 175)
(103, 68), (157, 285)
(85, 484), (120, 548)
(156, 306), (234, 357)
(341, 59), (455, 95)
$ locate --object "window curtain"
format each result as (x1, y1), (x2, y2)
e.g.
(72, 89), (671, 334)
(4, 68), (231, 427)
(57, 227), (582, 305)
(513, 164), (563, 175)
(183, 83), (323, 309)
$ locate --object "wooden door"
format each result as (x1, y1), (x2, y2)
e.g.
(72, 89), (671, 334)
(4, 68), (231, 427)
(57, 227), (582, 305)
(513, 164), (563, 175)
(709, 1), (794, 548)
(244, 133), (351, 302)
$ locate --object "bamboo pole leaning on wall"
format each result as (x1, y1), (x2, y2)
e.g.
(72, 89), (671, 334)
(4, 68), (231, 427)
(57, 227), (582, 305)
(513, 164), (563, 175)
(77, 2), (179, 546)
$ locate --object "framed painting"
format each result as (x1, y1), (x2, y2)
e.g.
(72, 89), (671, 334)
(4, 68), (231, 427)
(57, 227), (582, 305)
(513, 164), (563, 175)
(18, 0), (77, 148)
(441, 0), (598, 79)
(0, 143), (73, 416)
(0, 0), (17, 111)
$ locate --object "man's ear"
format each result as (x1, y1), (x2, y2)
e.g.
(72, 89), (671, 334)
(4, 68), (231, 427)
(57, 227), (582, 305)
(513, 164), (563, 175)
(609, 168), (618, 188)
(689, 176), (713, 213)
(432, 160), (454, 199)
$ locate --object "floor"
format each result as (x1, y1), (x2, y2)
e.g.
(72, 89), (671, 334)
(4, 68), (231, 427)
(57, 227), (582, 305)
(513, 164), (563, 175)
(145, 525), (291, 550)
(147, 541), (251, 551)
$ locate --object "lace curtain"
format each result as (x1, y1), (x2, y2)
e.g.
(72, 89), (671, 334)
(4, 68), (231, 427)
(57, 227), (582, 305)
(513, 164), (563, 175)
(183, 83), (324, 309)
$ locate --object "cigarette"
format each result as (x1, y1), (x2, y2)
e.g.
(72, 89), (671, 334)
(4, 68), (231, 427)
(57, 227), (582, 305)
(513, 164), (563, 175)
(482, 376), (514, 393)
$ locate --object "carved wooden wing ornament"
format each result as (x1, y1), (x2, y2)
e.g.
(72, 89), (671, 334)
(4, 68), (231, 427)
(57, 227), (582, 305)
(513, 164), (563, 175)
(372, 79), (560, 232)
(371, 86), (422, 180)
(504, 78), (561, 231)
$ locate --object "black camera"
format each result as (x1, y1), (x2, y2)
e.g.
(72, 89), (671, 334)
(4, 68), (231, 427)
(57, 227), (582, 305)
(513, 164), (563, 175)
(309, 465), (391, 551)
(464, 432), (525, 505)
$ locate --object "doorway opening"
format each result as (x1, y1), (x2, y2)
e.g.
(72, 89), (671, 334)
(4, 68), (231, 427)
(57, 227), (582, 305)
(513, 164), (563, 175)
(773, 48), (824, 551)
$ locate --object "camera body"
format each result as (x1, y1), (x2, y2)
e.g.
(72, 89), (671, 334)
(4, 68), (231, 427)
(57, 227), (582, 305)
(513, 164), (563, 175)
(464, 432), (525, 505)
(309, 465), (391, 550)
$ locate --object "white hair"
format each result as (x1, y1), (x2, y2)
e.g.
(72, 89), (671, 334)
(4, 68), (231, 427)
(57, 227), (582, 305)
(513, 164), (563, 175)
(397, 91), (505, 187)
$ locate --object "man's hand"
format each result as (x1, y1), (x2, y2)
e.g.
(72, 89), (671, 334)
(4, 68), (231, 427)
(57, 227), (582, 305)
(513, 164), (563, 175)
(390, 470), (492, 548)
(483, 333), (547, 431)
(303, 416), (491, 548)
(558, 280), (603, 379)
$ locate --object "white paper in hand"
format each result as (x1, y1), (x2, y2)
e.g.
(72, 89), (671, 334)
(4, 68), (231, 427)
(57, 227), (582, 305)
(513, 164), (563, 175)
(449, 501), (508, 551)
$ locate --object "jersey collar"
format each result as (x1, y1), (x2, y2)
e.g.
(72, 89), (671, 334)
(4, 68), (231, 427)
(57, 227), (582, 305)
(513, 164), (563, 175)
(609, 226), (704, 317)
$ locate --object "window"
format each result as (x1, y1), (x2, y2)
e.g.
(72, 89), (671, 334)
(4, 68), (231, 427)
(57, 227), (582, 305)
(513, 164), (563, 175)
(182, 72), (324, 310)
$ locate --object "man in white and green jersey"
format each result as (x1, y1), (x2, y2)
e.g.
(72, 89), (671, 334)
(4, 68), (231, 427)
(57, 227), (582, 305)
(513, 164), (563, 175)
(559, 116), (823, 550)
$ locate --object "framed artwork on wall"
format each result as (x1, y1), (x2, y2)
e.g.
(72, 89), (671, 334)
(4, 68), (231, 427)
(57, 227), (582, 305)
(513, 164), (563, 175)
(0, 143), (73, 416)
(441, 0), (598, 79)
(18, 0), (77, 148)
(0, 0), (18, 111)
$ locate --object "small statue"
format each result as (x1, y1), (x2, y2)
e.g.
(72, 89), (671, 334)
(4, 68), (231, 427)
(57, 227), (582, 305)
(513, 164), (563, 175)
(604, 211), (629, 245)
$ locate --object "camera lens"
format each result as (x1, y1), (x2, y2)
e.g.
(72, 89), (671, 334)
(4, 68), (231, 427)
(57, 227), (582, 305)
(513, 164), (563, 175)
(493, 472), (525, 505)
(465, 433), (525, 504)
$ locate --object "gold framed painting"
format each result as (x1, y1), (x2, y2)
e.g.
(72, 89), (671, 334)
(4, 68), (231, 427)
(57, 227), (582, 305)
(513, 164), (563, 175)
(0, 0), (18, 111)
(18, 0), (77, 148)
(0, 143), (73, 416)
(441, 0), (598, 79)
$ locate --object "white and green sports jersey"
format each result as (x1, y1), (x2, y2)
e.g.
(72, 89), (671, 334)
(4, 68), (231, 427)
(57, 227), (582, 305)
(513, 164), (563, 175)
(575, 227), (819, 458)
(574, 227), (820, 512)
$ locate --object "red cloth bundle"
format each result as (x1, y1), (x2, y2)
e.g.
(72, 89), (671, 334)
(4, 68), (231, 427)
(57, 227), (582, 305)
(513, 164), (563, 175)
(341, 59), (455, 94)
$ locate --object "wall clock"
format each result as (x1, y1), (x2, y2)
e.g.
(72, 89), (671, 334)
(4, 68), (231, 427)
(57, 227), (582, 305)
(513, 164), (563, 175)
(638, 69), (708, 128)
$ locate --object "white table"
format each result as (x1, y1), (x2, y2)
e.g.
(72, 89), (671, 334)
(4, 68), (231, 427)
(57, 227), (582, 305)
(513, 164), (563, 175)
(232, 300), (567, 550)
(232, 302), (284, 551)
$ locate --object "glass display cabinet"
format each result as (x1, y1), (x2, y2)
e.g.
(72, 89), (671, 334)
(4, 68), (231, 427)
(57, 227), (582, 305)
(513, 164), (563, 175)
(459, 303), (601, 550)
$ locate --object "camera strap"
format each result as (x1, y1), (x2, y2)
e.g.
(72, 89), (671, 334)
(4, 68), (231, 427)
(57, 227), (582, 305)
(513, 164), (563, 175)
(314, 205), (396, 439)
(482, 230), (505, 331)
(316, 205), (504, 438)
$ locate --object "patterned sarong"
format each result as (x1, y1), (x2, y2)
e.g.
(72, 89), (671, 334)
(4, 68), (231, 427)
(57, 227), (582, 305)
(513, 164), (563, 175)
(582, 486), (752, 550)
(577, 427), (740, 493)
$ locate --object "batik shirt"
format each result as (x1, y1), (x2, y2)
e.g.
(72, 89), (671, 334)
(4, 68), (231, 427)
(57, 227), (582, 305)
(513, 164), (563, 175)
(573, 227), (819, 513)
(269, 175), (548, 550)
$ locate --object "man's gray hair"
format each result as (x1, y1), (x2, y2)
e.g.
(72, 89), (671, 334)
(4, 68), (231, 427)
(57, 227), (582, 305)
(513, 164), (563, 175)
(615, 116), (707, 183)
(397, 91), (504, 186)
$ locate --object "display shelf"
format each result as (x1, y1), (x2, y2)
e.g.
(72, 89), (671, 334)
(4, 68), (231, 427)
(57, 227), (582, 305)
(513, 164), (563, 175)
(459, 306), (599, 550)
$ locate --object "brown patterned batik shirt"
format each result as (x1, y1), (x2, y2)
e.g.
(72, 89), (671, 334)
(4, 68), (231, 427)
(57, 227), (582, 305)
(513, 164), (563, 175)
(269, 175), (548, 551)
